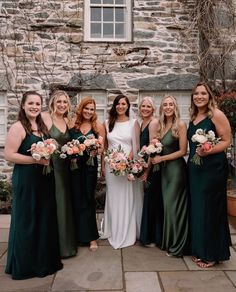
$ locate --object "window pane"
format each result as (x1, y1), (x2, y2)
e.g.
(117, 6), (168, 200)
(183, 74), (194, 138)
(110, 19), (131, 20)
(103, 8), (113, 21)
(91, 8), (101, 21)
(103, 23), (113, 37)
(115, 23), (124, 38)
(115, 0), (124, 4)
(103, 0), (113, 4)
(91, 23), (101, 38)
(115, 8), (124, 21)
(91, 0), (101, 4)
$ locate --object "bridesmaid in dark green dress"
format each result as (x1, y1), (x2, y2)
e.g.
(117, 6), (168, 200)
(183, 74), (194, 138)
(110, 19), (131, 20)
(139, 97), (163, 247)
(69, 97), (105, 251)
(187, 82), (231, 268)
(5, 91), (62, 280)
(151, 95), (189, 257)
(42, 90), (77, 258)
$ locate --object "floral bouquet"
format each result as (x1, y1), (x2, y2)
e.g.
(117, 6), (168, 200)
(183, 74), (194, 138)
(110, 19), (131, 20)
(127, 157), (148, 181)
(83, 134), (104, 166)
(105, 145), (130, 177)
(191, 128), (221, 165)
(139, 138), (163, 172)
(29, 138), (58, 175)
(60, 139), (86, 170)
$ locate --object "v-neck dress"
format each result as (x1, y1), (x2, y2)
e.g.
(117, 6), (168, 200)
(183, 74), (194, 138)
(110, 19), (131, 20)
(160, 129), (189, 256)
(139, 123), (163, 247)
(187, 117), (231, 261)
(69, 128), (99, 244)
(5, 133), (63, 279)
(49, 124), (77, 258)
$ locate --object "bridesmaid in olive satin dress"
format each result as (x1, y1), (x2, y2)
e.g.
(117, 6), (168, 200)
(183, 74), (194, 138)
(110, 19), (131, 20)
(187, 82), (231, 268)
(152, 95), (189, 257)
(69, 97), (105, 251)
(139, 97), (163, 247)
(5, 91), (62, 279)
(42, 90), (77, 258)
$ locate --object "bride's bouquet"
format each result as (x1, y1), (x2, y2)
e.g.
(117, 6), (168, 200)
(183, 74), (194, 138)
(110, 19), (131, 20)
(60, 139), (86, 170)
(191, 128), (221, 165)
(83, 134), (104, 166)
(29, 138), (58, 175)
(105, 145), (130, 177)
(138, 138), (163, 172)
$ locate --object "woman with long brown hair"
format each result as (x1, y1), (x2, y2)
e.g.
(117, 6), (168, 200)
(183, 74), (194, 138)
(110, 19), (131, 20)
(69, 97), (105, 251)
(5, 91), (63, 279)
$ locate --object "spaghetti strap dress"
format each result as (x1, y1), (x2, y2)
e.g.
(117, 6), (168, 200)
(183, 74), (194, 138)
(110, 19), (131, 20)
(49, 124), (77, 258)
(69, 128), (99, 244)
(187, 117), (231, 261)
(139, 124), (163, 247)
(5, 134), (63, 280)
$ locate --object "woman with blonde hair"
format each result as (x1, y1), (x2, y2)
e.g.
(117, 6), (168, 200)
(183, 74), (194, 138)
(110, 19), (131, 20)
(152, 95), (189, 257)
(188, 82), (231, 267)
(139, 96), (163, 248)
(69, 97), (105, 251)
(42, 90), (77, 258)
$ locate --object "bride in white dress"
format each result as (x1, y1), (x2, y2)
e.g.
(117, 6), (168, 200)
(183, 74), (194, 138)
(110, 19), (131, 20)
(102, 94), (143, 249)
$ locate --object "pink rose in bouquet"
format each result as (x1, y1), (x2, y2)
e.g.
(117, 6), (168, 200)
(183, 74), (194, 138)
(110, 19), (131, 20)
(83, 134), (104, 166)
(29, 138), (58, 174)
(191, 128), (221, 165)
(60, 139), (86, 170)
(127, 157), (148, 181)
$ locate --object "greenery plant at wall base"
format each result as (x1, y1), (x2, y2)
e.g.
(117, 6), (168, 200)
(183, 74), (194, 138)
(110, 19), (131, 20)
(216, 92), (236, 177)
(0, 180), (12, 214)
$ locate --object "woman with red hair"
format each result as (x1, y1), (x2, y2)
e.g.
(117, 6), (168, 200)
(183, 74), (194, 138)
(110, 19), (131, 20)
(69, 97), (105, 251)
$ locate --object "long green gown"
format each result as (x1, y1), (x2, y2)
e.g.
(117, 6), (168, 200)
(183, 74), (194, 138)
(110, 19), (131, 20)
(139, 124), (163, 247)
(161, 129), (189, 257)
(69, 128), (99, 244)
(187, 118), (231, 261)
(49, 124), (77, 258)
(5, 134), (63, 280)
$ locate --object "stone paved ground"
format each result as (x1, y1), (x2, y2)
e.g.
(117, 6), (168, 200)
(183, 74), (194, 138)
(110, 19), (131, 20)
(1, 215), (236, 292)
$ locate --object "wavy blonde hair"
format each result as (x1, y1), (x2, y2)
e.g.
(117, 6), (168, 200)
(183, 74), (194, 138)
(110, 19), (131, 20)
(49, 90), (72, 119)
(189, 82), (217, 121)
(158, 95), (180, 139)
(139, 96), (157, 118)
(74, 96), (98, 134)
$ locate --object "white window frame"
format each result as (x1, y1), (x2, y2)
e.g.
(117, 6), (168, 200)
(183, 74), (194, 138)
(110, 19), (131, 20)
(78, 90), (108, 122)
(84, 0), (132, 42)
(0, 92), (7, 146)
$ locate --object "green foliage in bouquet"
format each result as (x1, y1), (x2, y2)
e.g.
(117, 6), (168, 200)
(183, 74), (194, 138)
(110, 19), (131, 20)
(0, 180), (12, 202)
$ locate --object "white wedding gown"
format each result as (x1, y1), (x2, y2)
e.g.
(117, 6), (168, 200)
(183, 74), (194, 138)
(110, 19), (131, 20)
(102, 119), (143, 249)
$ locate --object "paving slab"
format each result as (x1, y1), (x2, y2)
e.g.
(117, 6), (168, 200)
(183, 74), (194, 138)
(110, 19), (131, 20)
(184, 247), (236, 271)
(226, 271), (236, 287)
(159, 271), (236, 292)
(122, 245), (187, 271)
(0, 250), (7, 266)
(0, 266), (54, 292)
(125, 272), (162, 292)
(0, 242), (7, 258)
(52, 246), (123, 291)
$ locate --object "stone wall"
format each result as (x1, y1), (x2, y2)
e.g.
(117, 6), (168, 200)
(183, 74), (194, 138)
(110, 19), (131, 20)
(0, 0), (236, 180)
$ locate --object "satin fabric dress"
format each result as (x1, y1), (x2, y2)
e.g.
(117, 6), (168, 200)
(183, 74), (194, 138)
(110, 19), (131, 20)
(139, 124), (163, 247)
(187, 117), (231, 261)
(5, 134), (63, 280)
(103, 119), (142, 249)
(69, 128), (99, 244)
(161, 129), (189, 256)
(49, 124), (77, 258)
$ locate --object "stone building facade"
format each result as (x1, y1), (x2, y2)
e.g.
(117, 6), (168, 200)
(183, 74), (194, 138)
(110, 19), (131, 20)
(0, 0), (235, 180)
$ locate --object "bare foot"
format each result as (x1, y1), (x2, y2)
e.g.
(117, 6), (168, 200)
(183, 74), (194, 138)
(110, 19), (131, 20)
(90, 240), (98, 252)
(192, 256), (202, 263)
(197, 260), (216, 268)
